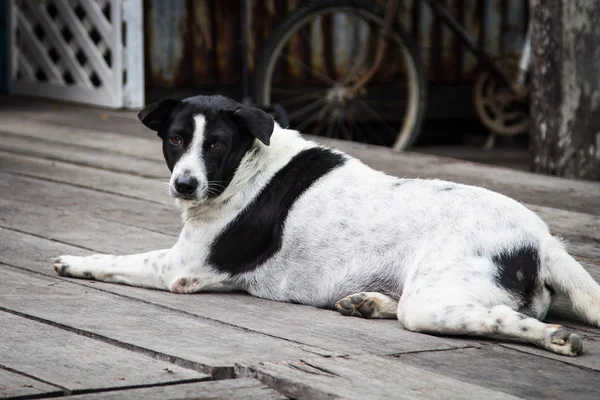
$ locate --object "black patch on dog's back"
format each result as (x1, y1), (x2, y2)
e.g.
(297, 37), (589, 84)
(492, 245), (541, 311)
(208, 147), (346, 275)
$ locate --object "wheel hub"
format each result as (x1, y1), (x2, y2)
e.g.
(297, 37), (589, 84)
(326, 85), (354, 106)
(473, 56), (530, 136)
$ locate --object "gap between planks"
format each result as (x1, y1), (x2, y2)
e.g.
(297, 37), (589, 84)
(0, 304), (218, 379)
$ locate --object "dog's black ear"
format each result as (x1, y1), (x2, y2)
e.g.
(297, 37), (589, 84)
(137, 99), (180, 133)
(232, 105), (274, 146)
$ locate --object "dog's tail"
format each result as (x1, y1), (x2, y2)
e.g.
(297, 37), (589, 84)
(541, 237), (600, 326)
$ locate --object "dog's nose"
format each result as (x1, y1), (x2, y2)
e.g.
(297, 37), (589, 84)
(174, 176), (198, 196)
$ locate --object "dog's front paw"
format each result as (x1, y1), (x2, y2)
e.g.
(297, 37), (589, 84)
(546, 327), (583, 357)
(53, 256), (94, 279)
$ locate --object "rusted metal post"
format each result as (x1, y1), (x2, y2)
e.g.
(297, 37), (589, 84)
(530, 0), (600, 180)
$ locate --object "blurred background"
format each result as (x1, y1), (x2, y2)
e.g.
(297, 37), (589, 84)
(1, 0), (599, 180)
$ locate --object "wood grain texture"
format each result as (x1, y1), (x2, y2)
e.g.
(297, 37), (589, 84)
(0, 368), (62, 399)
(0, 312), (207, 392)
(242, 354), (523, 400)
(0, 116), (161, 160)
(44, 379), (287, 400)
(396, 346), (600, 400)
(0, 131), (167, 178)
(0, 199), (177, 254)
(0, 171), (180, 236)
(0, 96), (146, 133)
(500, 330), (600, 371)
(0, 266), (341, 378)
(0, 150), (172, 205)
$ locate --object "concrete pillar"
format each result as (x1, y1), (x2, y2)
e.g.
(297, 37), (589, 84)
(530, 0), (600, 180)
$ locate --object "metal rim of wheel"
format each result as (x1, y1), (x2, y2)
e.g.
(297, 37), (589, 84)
(255, 4), (424, 151)
(473, 57), (530, 136)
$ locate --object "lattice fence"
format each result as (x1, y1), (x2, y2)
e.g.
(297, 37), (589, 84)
(7, 0), (143, 108)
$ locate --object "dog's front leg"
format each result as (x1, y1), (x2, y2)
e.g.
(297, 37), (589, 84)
(54, 249), (172, 290)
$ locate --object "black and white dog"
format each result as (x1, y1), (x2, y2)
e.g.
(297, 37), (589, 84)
(54, 95), (600, 357)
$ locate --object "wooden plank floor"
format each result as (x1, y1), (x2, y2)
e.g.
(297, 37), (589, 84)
(0, 96), (599, 399)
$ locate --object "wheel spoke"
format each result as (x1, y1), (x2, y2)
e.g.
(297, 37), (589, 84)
(484, 77), (497, 99)
(356, 98), (397, 141)
(287, 98), (325, 121)
(362, 98), (404, 120)
(294, 105), (325, 132)
(324, 115), (336, 138)
(361, 118), (388, 146)
(280, 52), (337, 85)
(275, 90), (327, 106)
(336, 115), (353, 141)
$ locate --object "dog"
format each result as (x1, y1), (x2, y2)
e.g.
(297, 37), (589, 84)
(53, 95), (600, 357)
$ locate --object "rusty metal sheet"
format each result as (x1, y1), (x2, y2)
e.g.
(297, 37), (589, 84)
(483, 0), (503, 56)
(144, 0), (187, 88)
(191, 0), (215, 85)
(419, 0), (435, 80)
(144, 0), (529, 89)
(440, 0), (458, 81)
(461, 0), (483, 79)
(213, 0), (238, 85)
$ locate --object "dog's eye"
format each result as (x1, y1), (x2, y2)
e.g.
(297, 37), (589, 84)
(169, 136), (183, 146)
(209, 141), (224, 150)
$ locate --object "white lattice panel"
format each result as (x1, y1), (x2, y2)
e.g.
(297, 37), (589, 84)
(8, 0), (143, 108)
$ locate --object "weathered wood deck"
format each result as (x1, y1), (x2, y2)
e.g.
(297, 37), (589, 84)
(0, 95), (599, 400)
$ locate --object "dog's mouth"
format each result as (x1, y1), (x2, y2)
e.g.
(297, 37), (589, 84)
(169, 189), (198, 202)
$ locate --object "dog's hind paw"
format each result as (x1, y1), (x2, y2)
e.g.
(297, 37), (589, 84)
(544, 327), (583, 357)
(334, 292), (398, 319)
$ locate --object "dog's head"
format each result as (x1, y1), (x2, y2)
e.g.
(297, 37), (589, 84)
(138, 95), (274, 203)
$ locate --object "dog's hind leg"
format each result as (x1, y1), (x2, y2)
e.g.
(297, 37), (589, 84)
(53, 249), (172, 290)
(398, 300), (583, 356)
(335, 292), (398, 319)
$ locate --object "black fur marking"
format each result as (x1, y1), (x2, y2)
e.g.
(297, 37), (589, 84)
(208, 147), (346, 275)
(493, 245), (541, 312)
(438, 186), (453, 192)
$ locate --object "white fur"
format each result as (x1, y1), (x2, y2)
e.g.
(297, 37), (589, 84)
(54, 121), (600, 357)
(170, 114), (208, 199)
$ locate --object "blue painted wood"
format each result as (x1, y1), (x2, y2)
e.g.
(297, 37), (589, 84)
(0, 0), (6, 93)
